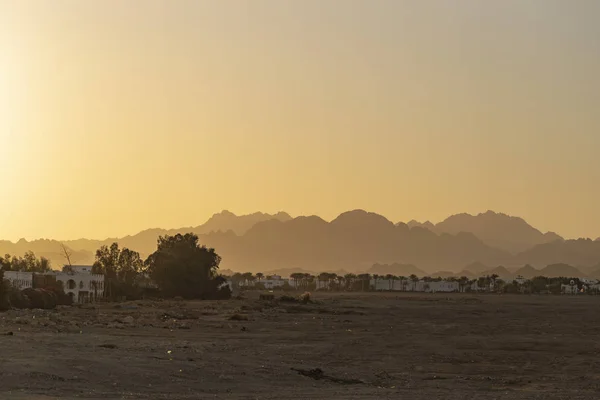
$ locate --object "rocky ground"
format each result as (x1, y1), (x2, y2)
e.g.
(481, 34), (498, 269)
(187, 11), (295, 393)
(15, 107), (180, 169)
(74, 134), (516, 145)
(1, 292), (600, 399)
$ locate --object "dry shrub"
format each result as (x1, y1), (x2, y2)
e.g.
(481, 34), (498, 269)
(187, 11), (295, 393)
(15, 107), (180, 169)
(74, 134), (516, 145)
(229, 313), (249, 321)
(279, 295), (298, 303)
(21, 288), (57, 310)
(299, 292), (311, 304)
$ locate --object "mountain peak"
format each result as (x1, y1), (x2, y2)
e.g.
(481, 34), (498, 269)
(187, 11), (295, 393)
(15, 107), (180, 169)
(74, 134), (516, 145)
(436, 211), (563, 254)
(332, 210), (393, 227)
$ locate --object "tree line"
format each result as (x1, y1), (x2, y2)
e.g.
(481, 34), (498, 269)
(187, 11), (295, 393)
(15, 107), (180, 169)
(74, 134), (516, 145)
(93, 233), (229, 300)
(226, 271), (598, 295)
(0, 252), (52, 273)
(0, 233), (230, 302)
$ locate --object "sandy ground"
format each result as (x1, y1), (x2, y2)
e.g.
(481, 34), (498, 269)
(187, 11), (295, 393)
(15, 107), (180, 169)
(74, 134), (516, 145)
(1, 292), (600, 399)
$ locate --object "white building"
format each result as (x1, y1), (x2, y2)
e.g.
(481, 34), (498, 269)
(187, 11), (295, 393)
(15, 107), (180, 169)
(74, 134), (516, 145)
(3, 271), (33, 290)
(239, 275), (291, 290)
(515, 275), (528, 285)
(370, 278), (459, 293)
(561, 284), (579, 295)
(52, 265), (105, 303)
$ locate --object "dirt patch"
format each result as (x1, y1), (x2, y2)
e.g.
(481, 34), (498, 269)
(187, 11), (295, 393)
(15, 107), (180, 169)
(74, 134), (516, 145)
(1, 293), (600, 399)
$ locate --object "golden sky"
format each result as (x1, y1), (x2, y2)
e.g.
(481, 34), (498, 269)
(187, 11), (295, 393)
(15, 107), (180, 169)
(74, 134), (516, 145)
(1, 0), (599, 241)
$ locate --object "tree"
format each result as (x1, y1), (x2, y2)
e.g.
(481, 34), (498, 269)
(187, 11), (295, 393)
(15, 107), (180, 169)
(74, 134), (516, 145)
(458, 276), (469, 292)
(93, 243), (143, 299)
(60, 243), (73, 269)
(357, 273), (371, 291)
(409, 274), (419, 291)
(242, 272), (255, 286)
(117, 248), (144, 285)
(0, 252), (52, 273)
(93, 243), (121, 298)
(256, 272), (264, 282)
(343, 273), (357, 291)
(290, 272), (305, 289)
(145, 233), (223, 299)
(384, 274), (394, 291)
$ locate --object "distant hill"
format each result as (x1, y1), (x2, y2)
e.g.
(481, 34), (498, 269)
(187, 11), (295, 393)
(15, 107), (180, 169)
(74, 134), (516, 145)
(433, 211), (563, 254)
(27, 210), (293, 260)
(455, 269), (478, 278)
(463, 262), (490, 274)
(514, 239), (600, 269)
(5, 209), (600, 275)
(538, 263), (584, 278)
(406, 220), (435, 230)
(482, 266), (513, 280)
(588, 264), (600, 279)
(215, 210), (510, 273)
(0, 239), (94, 270)
(368, 263), (427, 277)
(514, 264), (539, 279)
(198, 210), (292, 236)
(429, 270), (456, 278)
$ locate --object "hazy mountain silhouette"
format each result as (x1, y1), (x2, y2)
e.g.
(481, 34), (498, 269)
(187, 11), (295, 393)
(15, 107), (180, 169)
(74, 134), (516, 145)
(430, 270), (456, 278)
(513, 239), (600, 269)
(463, 262), (490, 274)
(514, 264), (539, 279)
(433, 211), (563, 254)
(60, 210), (292, 255)
(4, 209), (600, 274)
(406, 220), (435, 230)
(368, 263), (428, 277)
(483, 266), (513, 280)
(199, 210), (292, 235)
(0, 239), (95, 268)
(455, 269), (479, 278)
(195, 210), (510, 273)
(588, 263), (600, 279)
(538, 263), (584, 278)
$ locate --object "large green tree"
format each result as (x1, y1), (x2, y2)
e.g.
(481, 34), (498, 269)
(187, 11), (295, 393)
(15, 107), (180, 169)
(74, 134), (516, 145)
(145, 233), (223, 299)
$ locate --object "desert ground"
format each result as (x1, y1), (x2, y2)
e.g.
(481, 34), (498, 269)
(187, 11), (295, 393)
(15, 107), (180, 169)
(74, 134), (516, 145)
(1, 292), (600, 399)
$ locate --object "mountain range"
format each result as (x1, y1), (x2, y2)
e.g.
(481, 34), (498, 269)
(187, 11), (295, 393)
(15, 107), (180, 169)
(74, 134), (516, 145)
(2, 210), (600, 276)
(408, 211), (563, 254)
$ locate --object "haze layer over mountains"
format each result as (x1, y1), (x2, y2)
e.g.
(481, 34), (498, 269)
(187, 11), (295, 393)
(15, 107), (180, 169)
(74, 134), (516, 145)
(2, 210), (600, 277)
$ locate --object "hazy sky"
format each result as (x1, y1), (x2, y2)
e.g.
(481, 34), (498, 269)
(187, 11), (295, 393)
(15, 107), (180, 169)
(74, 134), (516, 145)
(1, 0), (599, 241)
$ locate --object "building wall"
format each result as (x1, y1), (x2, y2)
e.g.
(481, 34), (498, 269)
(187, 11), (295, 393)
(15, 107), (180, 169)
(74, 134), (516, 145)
(561, 284), (581, 294)
(370, 279), (459, 292)
(3, 271), (33, 290)
(53, 272), (105, 303)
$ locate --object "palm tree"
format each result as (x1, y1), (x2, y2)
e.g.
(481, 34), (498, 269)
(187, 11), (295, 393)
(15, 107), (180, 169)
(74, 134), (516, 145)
(242, 272), (255, 286)
(395, 276), (405, 292)
(344, 273), (357, 291)
(256, 272), (264, 282)
(290, 272), (305, 289)
(317, 272), (329, 290)
(409, 274), (419, 291)
(329, 272), (344, 290)
(357, 273), (371, 291)
(458, 276), (469, 292)
(384, 274), (394, 291)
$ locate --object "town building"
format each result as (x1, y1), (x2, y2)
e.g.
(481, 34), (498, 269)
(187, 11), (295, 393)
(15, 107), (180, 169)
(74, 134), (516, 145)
(51, 265), (105, 303)
(561, 284), (579, 295)
(370, 278), (459, 293)
(3, 271), (33, 290)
